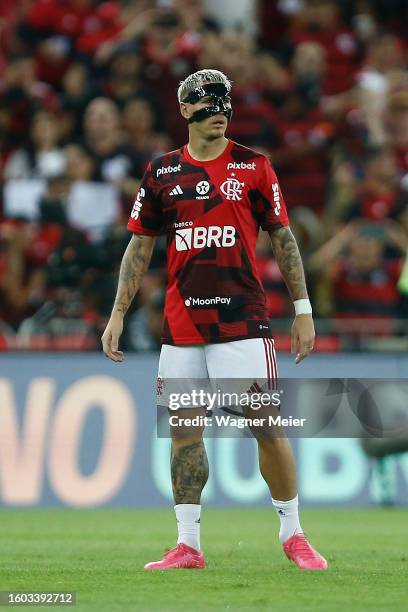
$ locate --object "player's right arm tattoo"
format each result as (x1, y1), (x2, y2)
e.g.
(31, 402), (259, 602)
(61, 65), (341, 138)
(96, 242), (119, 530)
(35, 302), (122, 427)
(171, 441), (209, 504)
(112, 234), (155, 316)
(268, 227), (308, 301)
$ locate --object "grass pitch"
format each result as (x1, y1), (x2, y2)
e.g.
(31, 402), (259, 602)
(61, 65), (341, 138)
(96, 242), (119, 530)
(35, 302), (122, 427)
(0, 508), (406, 611)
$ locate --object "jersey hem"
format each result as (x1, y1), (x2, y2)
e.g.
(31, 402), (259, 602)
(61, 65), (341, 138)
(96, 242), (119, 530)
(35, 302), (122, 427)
(261, 221), (290, 231)
(127, 223), (161, 236)
(161, 331), (273, 345)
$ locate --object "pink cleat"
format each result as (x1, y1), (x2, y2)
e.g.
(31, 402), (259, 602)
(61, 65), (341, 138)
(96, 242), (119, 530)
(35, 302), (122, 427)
(283, 534), (328, 570)
(144, 543), (206, 570)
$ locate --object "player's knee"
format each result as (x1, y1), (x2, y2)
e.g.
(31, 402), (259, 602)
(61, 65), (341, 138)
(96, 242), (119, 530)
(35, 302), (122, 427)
(251, 425), (287, 443)
(169, 407), (206, 444)
(171, 428), (204, 447)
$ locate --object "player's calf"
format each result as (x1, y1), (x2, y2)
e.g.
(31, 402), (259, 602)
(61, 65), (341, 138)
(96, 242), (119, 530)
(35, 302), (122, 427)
(170, 418), (209, 552)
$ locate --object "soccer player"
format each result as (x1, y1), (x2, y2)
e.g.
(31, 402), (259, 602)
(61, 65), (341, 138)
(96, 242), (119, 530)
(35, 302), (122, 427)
(102, 69), (327, 571)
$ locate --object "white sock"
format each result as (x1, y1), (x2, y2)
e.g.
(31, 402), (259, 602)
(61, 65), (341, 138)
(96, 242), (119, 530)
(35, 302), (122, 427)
(174, 504), (201, 551)
(271, 494), (303, 543)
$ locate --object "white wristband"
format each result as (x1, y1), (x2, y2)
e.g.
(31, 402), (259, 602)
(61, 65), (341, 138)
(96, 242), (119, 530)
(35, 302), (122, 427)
(294, 299), (312, 316)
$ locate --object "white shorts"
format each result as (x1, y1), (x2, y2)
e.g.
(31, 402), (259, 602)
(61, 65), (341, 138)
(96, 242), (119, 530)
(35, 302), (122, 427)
(157, 338), (278, 411)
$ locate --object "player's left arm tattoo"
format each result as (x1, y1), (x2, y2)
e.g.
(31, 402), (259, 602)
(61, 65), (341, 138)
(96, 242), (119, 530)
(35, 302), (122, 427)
(268, 227), (309, 300)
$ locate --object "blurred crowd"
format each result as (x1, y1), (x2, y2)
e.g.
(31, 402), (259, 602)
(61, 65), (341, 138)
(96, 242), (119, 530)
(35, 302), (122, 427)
(0, 0), (407, 351)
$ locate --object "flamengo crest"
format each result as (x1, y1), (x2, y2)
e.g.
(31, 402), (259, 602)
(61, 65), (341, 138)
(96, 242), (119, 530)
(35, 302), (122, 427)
(221, 175), (244, 201)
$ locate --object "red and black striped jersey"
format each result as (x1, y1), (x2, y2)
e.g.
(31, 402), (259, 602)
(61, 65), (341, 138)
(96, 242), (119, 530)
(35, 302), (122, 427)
(127, 139), (289, 345)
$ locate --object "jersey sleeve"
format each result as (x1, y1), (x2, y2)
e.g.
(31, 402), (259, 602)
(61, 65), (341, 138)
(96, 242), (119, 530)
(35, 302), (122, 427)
(127, 163), (163, 236)
(250, 156), (289, 231)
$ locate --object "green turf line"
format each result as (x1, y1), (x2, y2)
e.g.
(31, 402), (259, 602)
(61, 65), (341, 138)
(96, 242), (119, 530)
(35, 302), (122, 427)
(0, 508), (406, 612)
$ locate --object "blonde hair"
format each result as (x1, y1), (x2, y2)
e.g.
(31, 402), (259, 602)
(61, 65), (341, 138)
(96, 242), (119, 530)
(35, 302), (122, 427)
(177, 69), (232, 103)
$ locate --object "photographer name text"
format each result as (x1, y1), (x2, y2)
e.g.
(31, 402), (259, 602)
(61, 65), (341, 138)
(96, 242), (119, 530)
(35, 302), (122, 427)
(169, 415), (306, 429)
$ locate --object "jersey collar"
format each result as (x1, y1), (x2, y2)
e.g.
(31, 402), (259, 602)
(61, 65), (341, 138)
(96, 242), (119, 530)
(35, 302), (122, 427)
(182, 139), (234, 167)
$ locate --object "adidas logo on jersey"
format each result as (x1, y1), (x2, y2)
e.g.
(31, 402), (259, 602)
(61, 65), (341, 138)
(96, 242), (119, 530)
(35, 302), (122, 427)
(169, 185), (183, 196)
(227, 161), (256, 170)
(175, 225), (236, 251)
(157, 163), (181, 177)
